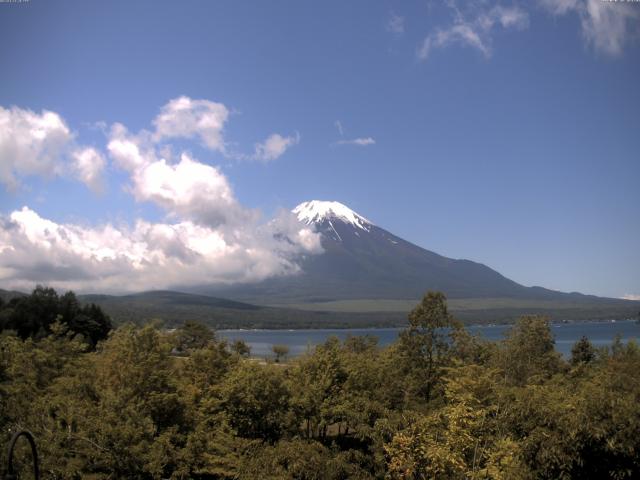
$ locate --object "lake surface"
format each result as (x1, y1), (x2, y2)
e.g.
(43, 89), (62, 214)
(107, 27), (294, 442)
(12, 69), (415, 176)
(219, 320), (640, 358)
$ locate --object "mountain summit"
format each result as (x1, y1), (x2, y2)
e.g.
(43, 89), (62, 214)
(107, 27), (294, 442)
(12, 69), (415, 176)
(286, 199), (533, 300)
(293, 200), (373, 232)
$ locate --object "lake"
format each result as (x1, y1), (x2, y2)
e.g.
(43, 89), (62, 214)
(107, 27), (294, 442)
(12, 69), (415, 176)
(219, 320), (640, 358)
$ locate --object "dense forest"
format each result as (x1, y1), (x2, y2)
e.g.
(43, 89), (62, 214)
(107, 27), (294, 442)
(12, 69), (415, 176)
(1, 289), (639, 479)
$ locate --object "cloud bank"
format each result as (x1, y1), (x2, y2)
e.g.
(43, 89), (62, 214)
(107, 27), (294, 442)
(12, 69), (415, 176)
(0, 97), (319, 293)
(0, 207), (321, 293)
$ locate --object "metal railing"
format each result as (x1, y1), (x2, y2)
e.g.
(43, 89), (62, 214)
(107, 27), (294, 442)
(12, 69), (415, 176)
(3, 431), (39, 480)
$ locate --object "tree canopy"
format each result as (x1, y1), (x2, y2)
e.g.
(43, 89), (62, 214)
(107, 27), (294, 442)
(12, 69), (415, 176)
(1, 290), (639, 479)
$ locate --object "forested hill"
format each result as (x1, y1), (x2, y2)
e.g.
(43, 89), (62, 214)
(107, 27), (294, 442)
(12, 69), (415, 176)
(2, 288), (638, 329)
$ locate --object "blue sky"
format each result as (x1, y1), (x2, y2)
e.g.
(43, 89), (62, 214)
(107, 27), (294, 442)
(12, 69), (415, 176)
(0, 0), (638, 298)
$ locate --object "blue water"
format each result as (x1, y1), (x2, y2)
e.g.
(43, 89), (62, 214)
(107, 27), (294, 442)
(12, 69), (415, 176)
(219, 320), (640, 358)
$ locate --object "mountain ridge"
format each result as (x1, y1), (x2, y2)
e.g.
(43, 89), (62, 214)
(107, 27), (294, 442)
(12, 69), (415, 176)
(199, 200), (614, 305)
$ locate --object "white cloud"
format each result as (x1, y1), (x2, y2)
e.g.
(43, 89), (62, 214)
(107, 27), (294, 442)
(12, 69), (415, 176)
(252, 132), (300, 162)
(0, 105), (109, 192)
(621, 294), (640, 301)
(131, 153), (251, 228)
(387, 13), (405, 34)
(539, 0), (580, 15)
(0, 106), (72, 189)
(107, 122), (252, 228)
(153, 96), (229, 151)
(336, 137), (376, 146)
(540, 0), (640, 55)
(1, 98), (315, 291)
(107, 123), (155, 171)
(71, 147), (106, 193)
(418, 4), (529, 61)
(0, 206), (322, 293)
(147, 96), (298, 162)
(335, 120), (344, 136)
(151, 96), (298, 162)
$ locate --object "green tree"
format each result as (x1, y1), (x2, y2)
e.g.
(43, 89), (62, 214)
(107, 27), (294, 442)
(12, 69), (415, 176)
(384, 364), (524, 479)
(570, 335), (596, 366)
(231, 339), (251, 356)
(289, 337), (348, 440)
(498, 315), (564, 386)
(398, 291), (458, 404)
(272, 344), (289, 362)
(221, 362), (292, 442)
(173, 320), (215, 353)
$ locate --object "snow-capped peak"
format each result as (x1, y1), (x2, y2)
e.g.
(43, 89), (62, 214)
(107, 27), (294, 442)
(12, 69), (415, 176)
(293, 200), (373, 231)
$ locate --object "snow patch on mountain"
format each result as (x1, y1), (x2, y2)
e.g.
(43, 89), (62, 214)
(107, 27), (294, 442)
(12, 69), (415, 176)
(293, 200), (373, 231)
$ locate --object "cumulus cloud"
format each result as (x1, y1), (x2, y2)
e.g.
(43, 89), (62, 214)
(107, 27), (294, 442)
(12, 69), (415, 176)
(71, 147), (106, 193)
(336, 137), (376, 147)
(0, 206), (322, 293)
(107, 122), (254, 228)
(153, 96), (229, 152)
(387, 13), (405, 34)
(540, 0), (640, 56)
(418, 3), (529, 61)
(621, 294), (640, 301)
(106, 100), (298, 224)
(129, 153), (252, 228)
(251, 132), (300, 162)
(151, 95), (299, 162)
(0, 106), (72, 189)
(1, 97), (314, 292)
(0, 105), (108, 191)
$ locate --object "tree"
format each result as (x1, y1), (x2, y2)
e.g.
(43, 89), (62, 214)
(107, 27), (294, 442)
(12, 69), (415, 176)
(289, 337), (349, 440)
(173, 320), (214, 353)
(68, 303), (112, 346)
(398, 291), (458, 404)
(0, 287), (111, 346)
(220, 363), (292, 442)
(384, 364), (525, 479)
(7, 286), (59, 339)
(571, 336), (596, 366)
(231, 339), (251, 356)
(272, 344), (289, 362)
(499, 315), (564, 386)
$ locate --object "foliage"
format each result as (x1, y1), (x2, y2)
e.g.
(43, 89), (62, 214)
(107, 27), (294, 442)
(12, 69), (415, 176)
(397, 291), (459, 404)
(570, 335), (596, 366)
(1, 291), (639, 479)
(272, 344), (289, 362)
(171, 320), (215, 353)
(0, 286), (112, 346)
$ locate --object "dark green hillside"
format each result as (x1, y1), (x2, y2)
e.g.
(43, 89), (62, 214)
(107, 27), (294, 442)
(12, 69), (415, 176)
(0, 288), (26, 303)
(78, 290), (407, 329)
(81, 290), (639, 329)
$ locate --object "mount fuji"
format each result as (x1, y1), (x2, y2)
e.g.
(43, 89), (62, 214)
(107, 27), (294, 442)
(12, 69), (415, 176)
(66, 201), (638, 327)
(199, 200), (636, 316)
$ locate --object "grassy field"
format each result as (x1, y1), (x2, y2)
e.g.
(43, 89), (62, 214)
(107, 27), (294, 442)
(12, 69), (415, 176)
(268, 297), (640, 313)
(263, 297), (640, 325)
